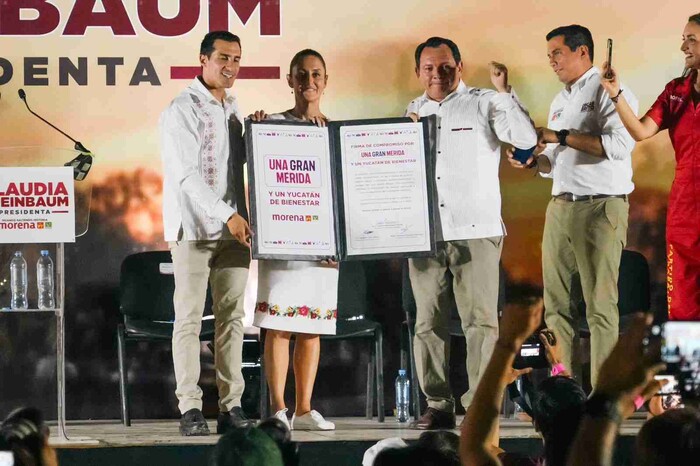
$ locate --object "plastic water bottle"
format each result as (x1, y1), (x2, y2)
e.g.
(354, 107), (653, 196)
(10, 251), (28, 309)
(395, 369), (410, 422)
(37, 250), (55, 310)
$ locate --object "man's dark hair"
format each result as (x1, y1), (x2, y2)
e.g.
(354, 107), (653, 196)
(373, 444), (459, 466)
(257, 417), (299, 466)
(0, 407), (49, 466)
(546, 25), (595, 61)
(531, 376), (587, 466)
(210, 426), (283, 466)
(200, 31), (241, 57)
(288, 49), (327, 76)
(416, 430), (460, 464)
(414, 37), (461, 68)
(690, 13), (700, 26)
(636, 407), (700, 466)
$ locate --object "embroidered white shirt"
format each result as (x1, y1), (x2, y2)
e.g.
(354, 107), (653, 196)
(541, 67), (638, 195)
(160, 78), (242, 241)
(406, 81), (537, 241)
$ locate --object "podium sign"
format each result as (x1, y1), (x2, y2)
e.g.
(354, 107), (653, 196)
(0, 167), (76, 243)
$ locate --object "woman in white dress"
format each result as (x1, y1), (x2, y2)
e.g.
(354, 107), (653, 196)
(250, 49), (338, 431)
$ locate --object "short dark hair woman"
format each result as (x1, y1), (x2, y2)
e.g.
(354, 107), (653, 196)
(249, 49), (337, 432)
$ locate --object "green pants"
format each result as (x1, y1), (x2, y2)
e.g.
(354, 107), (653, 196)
(542, 197), (628, 386)
(409, 237), (503, 412)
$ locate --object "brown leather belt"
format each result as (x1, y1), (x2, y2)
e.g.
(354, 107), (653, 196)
(553, 193), (628, 202)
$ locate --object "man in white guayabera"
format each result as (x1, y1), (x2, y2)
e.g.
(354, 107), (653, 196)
(160, 30), (253, 437)
(405, 36), (537, 430)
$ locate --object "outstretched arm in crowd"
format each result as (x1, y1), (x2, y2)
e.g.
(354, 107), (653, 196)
(460, 300), (542, 466)
(566, 314), (666, 466)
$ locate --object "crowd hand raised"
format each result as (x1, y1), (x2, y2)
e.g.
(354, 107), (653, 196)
(594, 313), (667, 419)
(648, 393), (681, 418)
(539, 329), (564, 367)
(226, 213), (252, 248)
(489, 61), (511, 93)
(248, 110), (268, 122)
(600, 61), (620, 97)
(497, 297), (543, 353)
(507, 366), (534, 385)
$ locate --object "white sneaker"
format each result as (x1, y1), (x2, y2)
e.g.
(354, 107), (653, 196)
(273, 408), (291, 430)
(291, 410), (335, 431)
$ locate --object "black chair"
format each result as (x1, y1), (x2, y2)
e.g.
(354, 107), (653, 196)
(117, 251), (258, 426)
(401, 261), (506, 420)
(579, 249), (651, 335)
(259, 261), (385, 421)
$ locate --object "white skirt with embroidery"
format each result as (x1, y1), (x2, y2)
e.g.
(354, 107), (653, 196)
(254, 260), (338, 335)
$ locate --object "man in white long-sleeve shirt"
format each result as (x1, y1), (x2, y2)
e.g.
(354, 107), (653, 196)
(160, 30), (253, 436)
(508, 25), (638, 386)
(406, 36), (537, 430)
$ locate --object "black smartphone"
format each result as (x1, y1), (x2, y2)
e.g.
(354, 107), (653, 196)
(605, 38), (613, 79)
(652, 321), (700, 400)
(513, 330), (555, 369)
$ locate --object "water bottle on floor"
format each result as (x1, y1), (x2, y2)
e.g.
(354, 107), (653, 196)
(10, 251), (28, 309)
(395, 369), (410, 423)
(37, 250), (55, 310)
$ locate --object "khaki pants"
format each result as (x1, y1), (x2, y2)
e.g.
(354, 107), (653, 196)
(169, 239), (250, 414)
(542, 197), (628, 386)
(409, 237), (502, 412)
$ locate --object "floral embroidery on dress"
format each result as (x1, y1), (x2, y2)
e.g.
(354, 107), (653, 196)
(255, 302), (337, 320)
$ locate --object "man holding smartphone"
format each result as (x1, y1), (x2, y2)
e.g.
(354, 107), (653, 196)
(508, 25), (638, 386)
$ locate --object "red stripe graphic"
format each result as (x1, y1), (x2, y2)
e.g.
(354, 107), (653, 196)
(170, 66), (280, 80)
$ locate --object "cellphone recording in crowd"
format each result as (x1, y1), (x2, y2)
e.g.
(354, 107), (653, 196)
(513, 329), (556, 370)
(605, 38), (614, 79)
(650, 321), (700, 401)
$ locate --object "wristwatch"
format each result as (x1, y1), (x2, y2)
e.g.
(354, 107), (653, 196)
(584, 393), (623, 424)
(556, 129), (570, 146)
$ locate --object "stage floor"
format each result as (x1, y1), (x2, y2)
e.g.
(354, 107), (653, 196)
(49, 415), (647, 447)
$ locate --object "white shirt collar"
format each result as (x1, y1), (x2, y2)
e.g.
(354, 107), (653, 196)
(566, 66), (598, 93)
(189, 77), (236, 106)
(419, 80), (469, 104)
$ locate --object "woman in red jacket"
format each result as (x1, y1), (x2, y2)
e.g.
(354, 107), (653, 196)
(602, 13), (700, 320)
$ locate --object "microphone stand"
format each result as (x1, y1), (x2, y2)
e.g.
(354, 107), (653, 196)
(18, 89), (94, 180)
